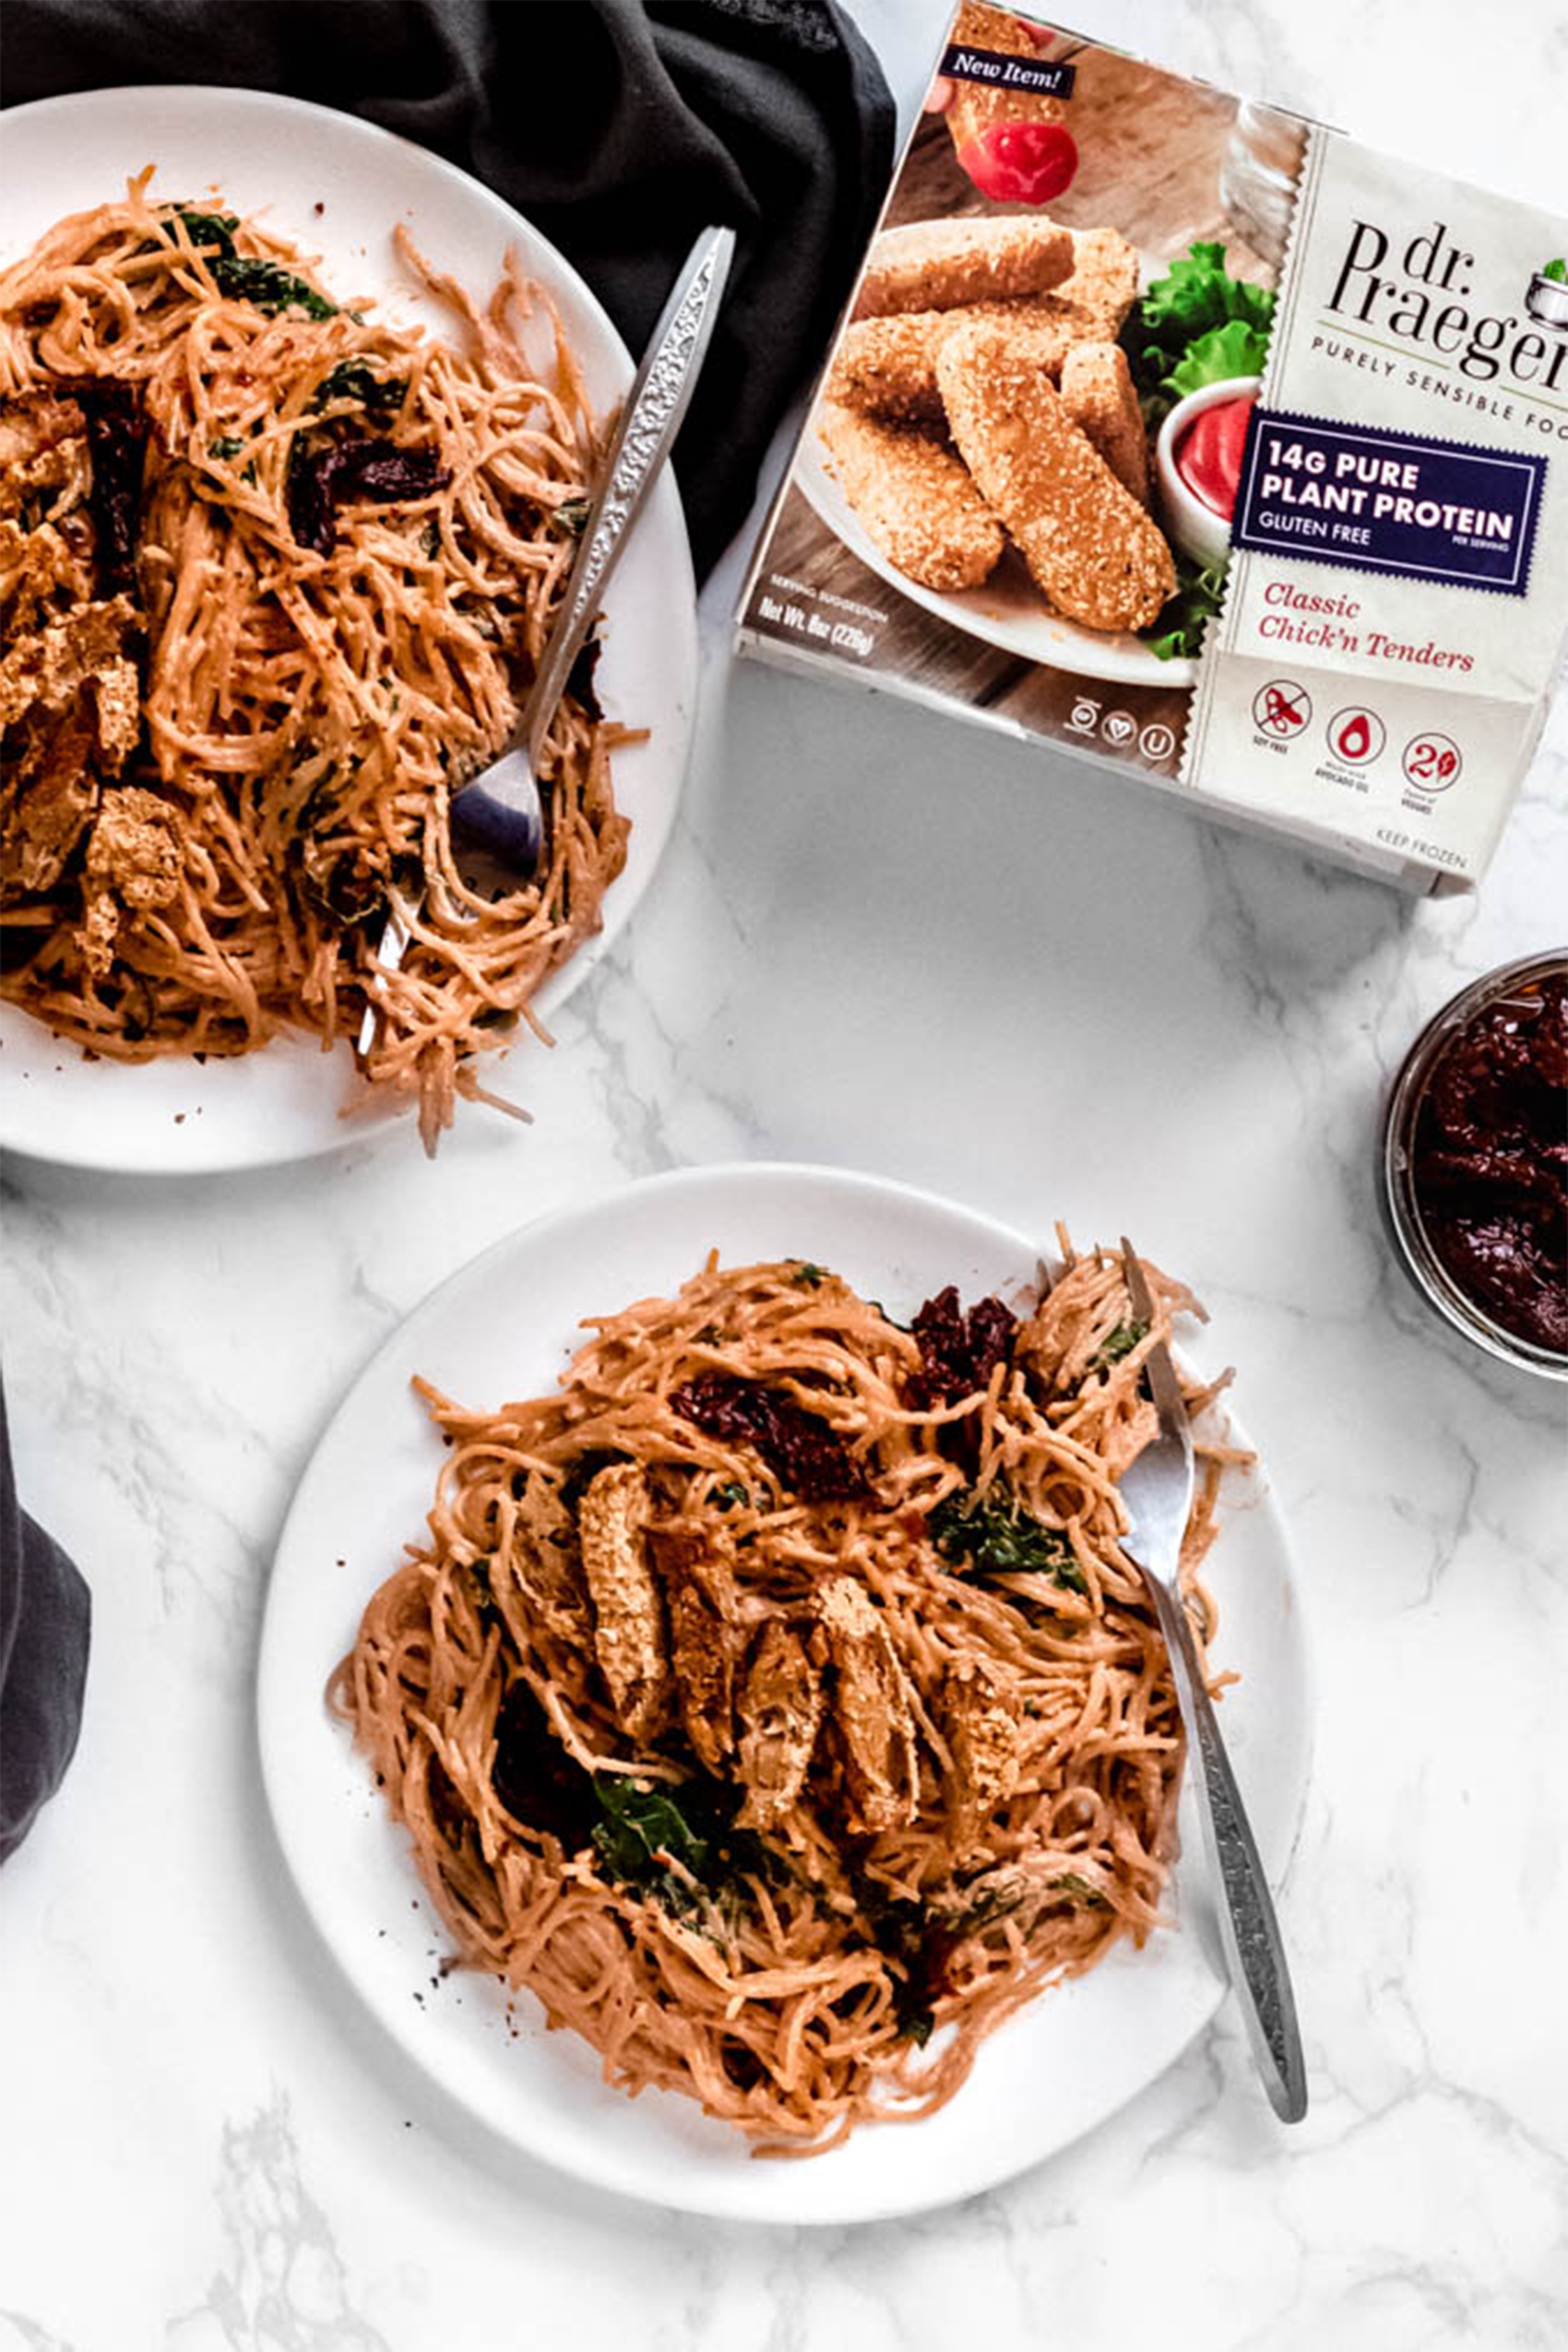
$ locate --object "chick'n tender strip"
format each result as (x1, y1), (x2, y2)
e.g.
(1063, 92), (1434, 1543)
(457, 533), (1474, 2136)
(855, 215), (1074, 319)
(943, 2), (1068, 149)
(935, 319), (1176, 632)
(1059, 341), (1150, 504)
(829, 228), (1143, 428)
(827, 303), (1054, 427)
(1058, 227), (1141, 339)
(817, 401), (1004, 591)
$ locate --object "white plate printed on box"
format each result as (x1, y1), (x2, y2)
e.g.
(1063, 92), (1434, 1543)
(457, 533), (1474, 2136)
(800, 220), (1194, 689)
(256, 1162), (1313, 2225)
(0, 87), (698, 1174)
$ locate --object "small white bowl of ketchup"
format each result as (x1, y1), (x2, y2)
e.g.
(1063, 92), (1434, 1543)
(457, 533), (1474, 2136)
(1155, 375), (1260, 569)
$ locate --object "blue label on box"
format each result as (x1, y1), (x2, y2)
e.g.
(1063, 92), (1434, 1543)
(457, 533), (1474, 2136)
(1230, 409), (1545, 595)
(939, 42), (1075, 99)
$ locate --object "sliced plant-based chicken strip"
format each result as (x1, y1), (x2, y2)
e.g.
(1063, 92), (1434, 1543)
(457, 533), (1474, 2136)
(944, 1654), (1024, 1843)
(497, 1478), (593, 1650)
(735, 1619), (824, 1832)
(650, 1525), (740, 1774)
(576, 1463), (668, 1741)
(817, 1577), (917, 1835)
(76, 786), (182, 978)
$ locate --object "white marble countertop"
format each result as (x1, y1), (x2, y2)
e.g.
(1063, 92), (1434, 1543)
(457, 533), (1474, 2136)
(3, 3), (1565, 2346)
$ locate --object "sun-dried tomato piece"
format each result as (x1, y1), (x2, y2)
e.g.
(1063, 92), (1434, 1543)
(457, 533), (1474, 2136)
(907, 1286), (1018, 1409)
(670, 1372), (870, 1503)
(287, 435), (450, 555)
(77, 384), (146, 590)
(964, 1296), (1017, 1388)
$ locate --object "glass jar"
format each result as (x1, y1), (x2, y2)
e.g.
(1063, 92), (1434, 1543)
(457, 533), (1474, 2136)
(1381, 951), (1568, 1382)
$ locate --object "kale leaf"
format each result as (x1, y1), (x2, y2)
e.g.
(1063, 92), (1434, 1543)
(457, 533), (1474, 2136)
(171, 208), (238, 255)
(590, 1774), (778, 1920)
(928, 1488), (1087, 1593)
(165, 210), (337, 319)
(855, 1884), (941, 2046)
(311, 359), (410, 419)
(1051, 1872), (1111, 1908)
(493, 1686), (778, 1923)
(210, 255), (338, 320)
(1092, 1318), (1149, 1369)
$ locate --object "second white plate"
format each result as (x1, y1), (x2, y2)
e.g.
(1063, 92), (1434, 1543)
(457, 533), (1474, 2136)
(257, 1162), (1313, 2224)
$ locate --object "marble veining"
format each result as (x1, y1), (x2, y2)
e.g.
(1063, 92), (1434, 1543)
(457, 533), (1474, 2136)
(1, 2), (1564, 2346)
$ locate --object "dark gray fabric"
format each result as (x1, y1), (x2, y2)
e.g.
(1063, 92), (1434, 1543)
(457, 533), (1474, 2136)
(2, 0), (896, 576)
(0, 1380), (90, 1864)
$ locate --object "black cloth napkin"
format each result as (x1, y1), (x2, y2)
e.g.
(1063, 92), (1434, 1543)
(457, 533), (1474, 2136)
(0, 1379), (90, 1864)
(4, 0), (896, 578)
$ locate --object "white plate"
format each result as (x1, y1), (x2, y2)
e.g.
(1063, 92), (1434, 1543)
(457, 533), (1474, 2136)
(257, 1162), (1313, 2224)
(0, 88), (698, 1173)
(800, 220), (1194, 689)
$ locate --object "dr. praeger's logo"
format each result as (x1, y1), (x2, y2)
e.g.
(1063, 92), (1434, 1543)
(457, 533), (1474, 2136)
(1326, 219), (1568, 392)
(1525, 256), (1568, 338)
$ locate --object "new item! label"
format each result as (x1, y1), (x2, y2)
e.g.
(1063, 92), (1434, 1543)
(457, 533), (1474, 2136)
(938, 42), (1075, 98)
(1231, 409), (1546, 594)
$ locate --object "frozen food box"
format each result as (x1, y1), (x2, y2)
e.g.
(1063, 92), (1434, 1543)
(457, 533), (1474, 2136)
(736, 3), (1568, 889)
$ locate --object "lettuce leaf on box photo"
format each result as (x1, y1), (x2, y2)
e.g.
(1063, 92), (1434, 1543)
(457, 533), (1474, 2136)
(1123, 241), (1276, 427)
(1166, 315), (1272, 400)
(1121, 243), (1276, 658)
(1143, 552), (1229, 662)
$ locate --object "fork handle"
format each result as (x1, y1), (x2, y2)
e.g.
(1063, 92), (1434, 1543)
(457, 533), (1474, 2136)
(1147, 1579), (1308, 2122)
(523, 224), (734, 772)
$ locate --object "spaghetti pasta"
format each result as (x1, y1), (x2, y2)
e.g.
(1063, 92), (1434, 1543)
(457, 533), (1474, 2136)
(0, 176), (634, 1149)
(333, 1239), (1239, 2152)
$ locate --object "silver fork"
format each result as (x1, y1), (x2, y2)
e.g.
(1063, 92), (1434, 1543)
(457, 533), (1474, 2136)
(356, 221), (735, 1060)
(1116, 1238), (1308, 2122)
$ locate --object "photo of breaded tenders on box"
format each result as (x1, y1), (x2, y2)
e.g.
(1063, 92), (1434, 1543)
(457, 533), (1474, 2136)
(935, 320), (1175, 632)
(827, 313), (956, 427)
(856, 215), (1074, 319)
(817, 402), (1004, 592)
(830, 221), (1145, 429)
(1060, 341), (1150, 504)
(943, 2), (1068, 150)
(1054, 227), (1140, 340)
(823, 301), (1067, 430)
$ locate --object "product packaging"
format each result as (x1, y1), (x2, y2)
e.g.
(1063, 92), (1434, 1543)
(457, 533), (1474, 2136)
(736, 3), (1568, 888)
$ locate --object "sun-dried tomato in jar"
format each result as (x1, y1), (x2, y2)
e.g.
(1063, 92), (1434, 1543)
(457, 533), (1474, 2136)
(1409, 970), (1567, 1357)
